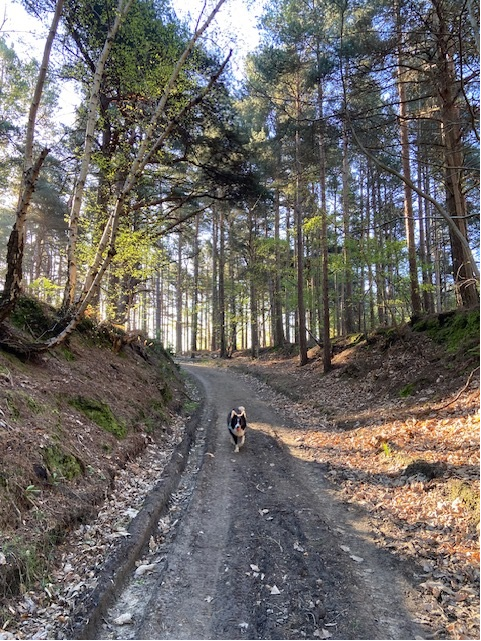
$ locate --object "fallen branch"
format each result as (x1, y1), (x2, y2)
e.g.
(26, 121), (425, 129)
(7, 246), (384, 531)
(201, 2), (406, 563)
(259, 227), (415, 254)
(436, 366), (480, 410)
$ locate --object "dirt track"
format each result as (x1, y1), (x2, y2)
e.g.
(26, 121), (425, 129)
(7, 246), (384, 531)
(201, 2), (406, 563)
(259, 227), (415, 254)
(98, 363), (429, 640)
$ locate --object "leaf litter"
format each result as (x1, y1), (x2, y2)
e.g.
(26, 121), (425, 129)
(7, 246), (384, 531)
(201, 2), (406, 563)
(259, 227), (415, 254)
(229, 329), (479, 640)
(1, 327), (478, 641)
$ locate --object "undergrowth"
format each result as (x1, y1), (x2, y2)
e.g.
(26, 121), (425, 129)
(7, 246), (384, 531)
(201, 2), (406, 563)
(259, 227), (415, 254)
(411, 308), (479, 358)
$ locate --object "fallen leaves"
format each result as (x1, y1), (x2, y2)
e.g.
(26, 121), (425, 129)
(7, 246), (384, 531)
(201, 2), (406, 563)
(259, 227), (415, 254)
(133, 563), (157, 577)
(112, 612), (133, 625)
(1, 416), (188, 640)
(235, 348), (480, 641)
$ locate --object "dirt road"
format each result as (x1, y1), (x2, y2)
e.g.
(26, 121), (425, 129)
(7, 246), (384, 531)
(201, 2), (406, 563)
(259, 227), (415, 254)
(98, 363), (428, 640)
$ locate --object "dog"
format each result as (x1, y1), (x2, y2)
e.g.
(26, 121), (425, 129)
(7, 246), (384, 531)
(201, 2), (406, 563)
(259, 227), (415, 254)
(227, 406), (247, 453)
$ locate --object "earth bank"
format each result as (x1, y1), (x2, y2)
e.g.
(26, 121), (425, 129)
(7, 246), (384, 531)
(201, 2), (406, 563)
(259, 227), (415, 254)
(0, 305), (478, 640)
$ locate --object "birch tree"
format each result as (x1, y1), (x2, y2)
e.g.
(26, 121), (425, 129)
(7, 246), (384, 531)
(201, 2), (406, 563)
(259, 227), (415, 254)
(61, 0), (135, 312)
(0, 0), (231, 351)
(0, 0), (64, 322)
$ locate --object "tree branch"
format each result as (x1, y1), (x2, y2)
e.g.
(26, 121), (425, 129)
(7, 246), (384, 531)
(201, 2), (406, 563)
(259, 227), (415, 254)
(348, 120), (480, 282)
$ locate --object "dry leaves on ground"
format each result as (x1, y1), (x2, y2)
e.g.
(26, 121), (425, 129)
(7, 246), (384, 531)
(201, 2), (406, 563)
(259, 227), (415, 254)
(233, 354), (479, 641)
(1, 415), (187, 641)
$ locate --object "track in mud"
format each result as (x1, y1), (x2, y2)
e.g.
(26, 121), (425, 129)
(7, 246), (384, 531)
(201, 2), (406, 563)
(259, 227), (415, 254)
(97, 363), (429, 640)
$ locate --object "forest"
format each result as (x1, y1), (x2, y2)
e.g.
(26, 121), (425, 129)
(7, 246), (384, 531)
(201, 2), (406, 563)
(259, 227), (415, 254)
(0, 0), (479, 368)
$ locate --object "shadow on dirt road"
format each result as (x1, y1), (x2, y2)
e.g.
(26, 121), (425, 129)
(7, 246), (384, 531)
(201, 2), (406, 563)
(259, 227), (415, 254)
(100, 363), (430, 640)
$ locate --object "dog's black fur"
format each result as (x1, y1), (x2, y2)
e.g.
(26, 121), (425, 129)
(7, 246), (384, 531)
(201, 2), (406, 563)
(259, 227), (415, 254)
(227, 406), (247, 452)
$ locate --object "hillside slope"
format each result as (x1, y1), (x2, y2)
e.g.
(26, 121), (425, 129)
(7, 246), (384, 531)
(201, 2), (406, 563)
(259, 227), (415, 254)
(0, 300), (185, 606)
(0, 304), (478, 640)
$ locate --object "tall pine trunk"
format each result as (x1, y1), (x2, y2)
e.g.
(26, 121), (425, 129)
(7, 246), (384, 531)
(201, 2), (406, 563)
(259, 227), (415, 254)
(175, 233), (183, 354)
(432, 0), (479, 307)
(341, 122), (354, 334)
(273, 186), (285, 347)
(248, 207), (259, 359)
(190, 214), (200, 356)
(395, 0), (422, 315)
(316, 75), (331, 372)
(295, 76), (308, 366)
(219, 209), (226, 358)
(211, 209), (219, 352)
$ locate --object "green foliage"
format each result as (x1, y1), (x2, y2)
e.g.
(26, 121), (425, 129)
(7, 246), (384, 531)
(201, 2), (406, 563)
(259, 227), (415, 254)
(4, 392), (20, 420)
(59, 346), (76, 362)
(380, 441), (393, 457)
(28, 277), (63, 303)
(347, 333), (365, 346)
(448, 480), (480, 525)
(10, 296), (57, 337)
(183, 400), (199, 414)
(0, 537), (46, 597)
(399, 383), (415, 398)
(24, 484), (41, 499)
(4, 390), (46, 419)
(411, 309), (480, 357)
(137, 399), (169, 434)
(24, 394), (45, 414)
(42, 445), (83, 481)
(69, 396), (126, 439)
(111, 229), (162, 282)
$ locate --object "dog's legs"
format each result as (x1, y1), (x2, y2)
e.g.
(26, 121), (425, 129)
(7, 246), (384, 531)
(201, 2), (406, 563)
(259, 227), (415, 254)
(234, 434), (244, 453)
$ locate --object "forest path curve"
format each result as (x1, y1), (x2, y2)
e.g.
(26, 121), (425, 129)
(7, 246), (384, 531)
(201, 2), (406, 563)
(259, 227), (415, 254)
(100, 362), (428, 640)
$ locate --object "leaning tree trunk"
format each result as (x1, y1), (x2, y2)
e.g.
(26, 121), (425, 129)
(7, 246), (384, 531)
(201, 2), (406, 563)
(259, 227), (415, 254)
(0, 0), (64, 322)
(62, 0), (229, 315)
(62, 0), (135, 312)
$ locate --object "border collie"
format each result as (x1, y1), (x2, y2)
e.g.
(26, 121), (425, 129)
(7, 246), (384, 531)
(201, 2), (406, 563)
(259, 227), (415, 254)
(227, 406), (247, 453)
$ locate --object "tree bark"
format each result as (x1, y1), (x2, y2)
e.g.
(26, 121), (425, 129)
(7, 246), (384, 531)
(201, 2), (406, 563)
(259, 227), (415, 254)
(432, 0), (479, 306)
(62, 0), (135, 312)
(295, 73), (308, 366)
(219, 209), (227, 358)
(190, 214), (200, 356)
(0, 0), (64, 322)
(273, 186), (285, 347)
(316, 75), (331, 372)
(395, 0), (422, 315)
(341, 122), (354, 334)
(176, 232), (183, 354)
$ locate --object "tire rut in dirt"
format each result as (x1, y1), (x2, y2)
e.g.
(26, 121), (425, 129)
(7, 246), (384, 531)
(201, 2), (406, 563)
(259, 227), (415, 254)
(210, 428), (350, 639)
(100, 364), (429, 640)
